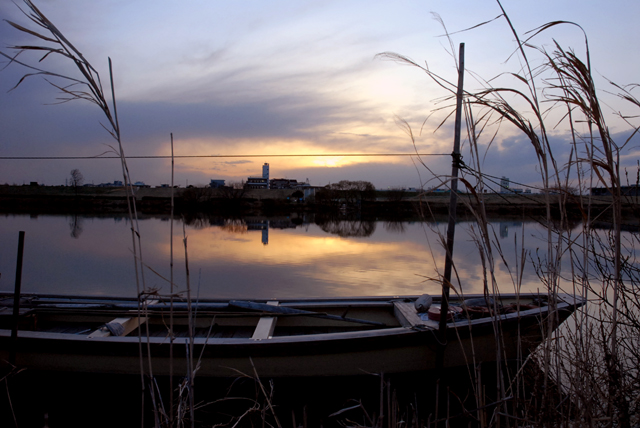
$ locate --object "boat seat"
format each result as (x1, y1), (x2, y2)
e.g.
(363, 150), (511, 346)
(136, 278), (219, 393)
(251, 301), (279, 340)
(87, 300), (158, 338)
(393, 300), (426, 328)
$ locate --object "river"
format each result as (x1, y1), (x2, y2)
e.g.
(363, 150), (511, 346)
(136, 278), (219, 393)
(1, 213), (574, 299)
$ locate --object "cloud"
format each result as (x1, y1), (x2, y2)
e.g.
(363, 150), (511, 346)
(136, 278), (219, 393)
(220, 160), (253, 166)
(2, 0), (639, 189)
(336, 132), (372, 138)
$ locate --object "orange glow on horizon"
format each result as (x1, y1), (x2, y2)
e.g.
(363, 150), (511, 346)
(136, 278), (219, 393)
(153, 134), (420, 181)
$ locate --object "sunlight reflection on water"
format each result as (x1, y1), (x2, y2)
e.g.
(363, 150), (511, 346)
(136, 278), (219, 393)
(0, 214), (582, 299)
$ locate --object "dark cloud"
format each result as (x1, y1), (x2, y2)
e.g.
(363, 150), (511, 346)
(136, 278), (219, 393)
(220, 160), (253, 165)
(280, 159), (433, 190)
(3, 0), (638, 190)
(0, 62), (405, 156)
(118, 97), (337, 143)
(336, 132), (372, 138)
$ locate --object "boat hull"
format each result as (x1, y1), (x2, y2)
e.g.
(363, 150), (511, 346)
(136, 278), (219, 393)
(0, 293), (582, 377)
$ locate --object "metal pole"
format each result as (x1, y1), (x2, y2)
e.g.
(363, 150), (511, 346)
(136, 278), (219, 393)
(10, 231), (26, 365)
(438, 43), (465, 346)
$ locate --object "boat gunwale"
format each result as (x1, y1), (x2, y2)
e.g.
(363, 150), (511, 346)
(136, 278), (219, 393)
(0, 291), (576, 308)
(0, 292), (584, 346)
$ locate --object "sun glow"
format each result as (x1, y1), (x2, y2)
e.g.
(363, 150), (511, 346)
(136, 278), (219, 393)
(161, 135), (410, 177)
(312, 157), (347, 168)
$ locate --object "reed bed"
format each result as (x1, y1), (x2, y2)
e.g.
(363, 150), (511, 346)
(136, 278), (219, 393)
(376, 2), (640, 427)
(1, 0), (639, 427)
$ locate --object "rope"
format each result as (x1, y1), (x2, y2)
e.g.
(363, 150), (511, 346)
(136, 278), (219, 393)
(451, 152), (466, 170)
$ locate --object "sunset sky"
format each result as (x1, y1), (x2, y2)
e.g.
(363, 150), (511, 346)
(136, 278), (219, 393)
(1, 0), (639, 190)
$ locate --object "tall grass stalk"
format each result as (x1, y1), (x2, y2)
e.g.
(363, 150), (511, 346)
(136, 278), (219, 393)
(0, 1), (190, 426)
(170, 133), (176, 426)
(3, 0), (639, 426)
(380, 1), (639, 426)
(182, 222), (195, 428)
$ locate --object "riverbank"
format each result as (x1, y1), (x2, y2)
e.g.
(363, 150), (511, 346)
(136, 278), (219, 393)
(1, 184), (637, 222)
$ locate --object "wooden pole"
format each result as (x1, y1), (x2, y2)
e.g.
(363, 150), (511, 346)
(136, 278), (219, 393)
(437, 42), (465, 355)
(10, 231), (26, 365)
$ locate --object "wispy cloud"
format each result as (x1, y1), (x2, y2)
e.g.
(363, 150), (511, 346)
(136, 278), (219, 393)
(1, 0), (638, 188)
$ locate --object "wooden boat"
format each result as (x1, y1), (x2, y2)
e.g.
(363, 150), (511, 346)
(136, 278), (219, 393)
(2, 44), (581, 380)
(0, 292), (584, 377)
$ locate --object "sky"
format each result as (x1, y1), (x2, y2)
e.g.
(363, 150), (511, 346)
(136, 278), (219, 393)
(1, 0), (639, 190)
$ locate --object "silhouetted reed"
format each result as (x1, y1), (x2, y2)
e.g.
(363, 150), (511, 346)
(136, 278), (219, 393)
(2, 1), (639, 427)
(378, 2), (639, 426)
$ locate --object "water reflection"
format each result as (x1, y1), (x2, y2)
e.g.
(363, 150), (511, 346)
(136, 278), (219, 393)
(499, 221), (523, 239)
(0, 213), (598, 300)
(384, 221), (406, 234)
(68, 215), (83, 239)
(317, 219), (376, 237)
(219, 219), (248, 234)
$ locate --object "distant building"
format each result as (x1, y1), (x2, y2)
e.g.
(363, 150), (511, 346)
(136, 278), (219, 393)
(298, 179), (311, 189)
(97, 180), (123, 187)
(245, 164), (316, 192)
(500, 177), (510, 194)
(270, 177), (312, 190)
(431, 188), (449, 193)
(209, 179), (225, 188)
(270, 178), (299, 189)
(591, 185), (640, 196)
(245, 163), (271, 189)
(245, 177), (268, 189)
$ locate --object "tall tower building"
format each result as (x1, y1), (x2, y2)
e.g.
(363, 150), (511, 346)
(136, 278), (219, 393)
(262, 163), (270, 189)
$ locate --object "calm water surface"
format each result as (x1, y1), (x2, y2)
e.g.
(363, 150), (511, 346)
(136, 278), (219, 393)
(0, 213), (572, 299)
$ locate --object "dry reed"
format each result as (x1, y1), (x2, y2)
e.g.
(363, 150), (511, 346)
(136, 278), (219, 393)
(2, 0), (639, 426)
(377, 1), (639, 426)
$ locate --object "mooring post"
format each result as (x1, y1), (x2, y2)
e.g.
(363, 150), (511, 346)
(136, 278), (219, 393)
(436, 42), (465, 369)
(10, 231), (26, 365)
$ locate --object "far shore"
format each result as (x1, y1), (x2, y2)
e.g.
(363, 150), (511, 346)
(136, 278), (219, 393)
(1, 184), (637, 223)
